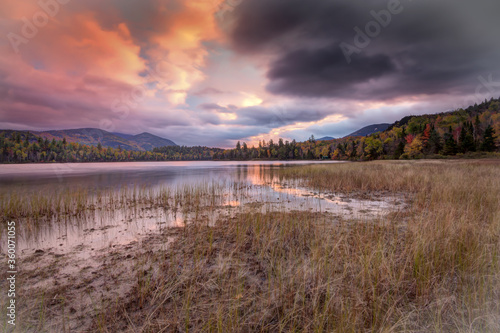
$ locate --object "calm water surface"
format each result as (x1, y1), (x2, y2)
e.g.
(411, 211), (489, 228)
(0, 161), (339, 191)
(0, 161), (402, 256)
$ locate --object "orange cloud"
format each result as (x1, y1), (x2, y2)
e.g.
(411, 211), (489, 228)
(147, 0), (225, 105)
(13, 13), (145, 86)
(0, 0), (233, 133)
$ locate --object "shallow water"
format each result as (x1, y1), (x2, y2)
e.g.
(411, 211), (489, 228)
(0, 161), (404, 256)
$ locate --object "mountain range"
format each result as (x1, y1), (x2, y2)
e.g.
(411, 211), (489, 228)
(1, 123), (393, 150)
(316, 124), (391, 141)
(0, 128), (177, 151)
(37, 124), (391, 148)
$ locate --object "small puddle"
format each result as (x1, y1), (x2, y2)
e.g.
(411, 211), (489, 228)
(271, 181), (405, 216)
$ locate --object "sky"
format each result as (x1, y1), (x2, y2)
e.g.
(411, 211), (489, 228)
(1, 0), (500, 148)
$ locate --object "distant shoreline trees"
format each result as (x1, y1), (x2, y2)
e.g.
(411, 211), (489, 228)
(1, 99), (499, 164)
(0, 132), (223, 163)
(214, 98), (499, 161)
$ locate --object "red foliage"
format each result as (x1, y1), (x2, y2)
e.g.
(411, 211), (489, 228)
(453, 127), (461, 141)
(422, 124), (431, 142)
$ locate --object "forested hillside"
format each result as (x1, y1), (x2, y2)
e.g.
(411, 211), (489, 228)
(0, 133), (221, 163)
(0, 128), (177, 152)
(215, 98), (499, 161)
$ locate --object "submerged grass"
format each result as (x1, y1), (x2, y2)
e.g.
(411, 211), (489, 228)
(95, 160), (500, 332)
(0, 181), (230, 226)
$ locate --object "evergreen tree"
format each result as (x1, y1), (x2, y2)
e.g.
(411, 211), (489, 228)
(350, 140), (358, 159)
(474, 115), (482, 142)
(393, 141), (405, 159)
(427, 127), (442, 154)
(306, 149), (314, 159)
(278, 138), (284, 148)
(242, 142), (248, 159)
(442, 133), (458, 155)
(480, 125), (496, 152)
(459, 123), (475, 153)
(23, 132), (30, 148)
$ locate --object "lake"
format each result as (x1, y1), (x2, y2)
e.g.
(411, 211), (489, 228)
(0, 161), (402, 257)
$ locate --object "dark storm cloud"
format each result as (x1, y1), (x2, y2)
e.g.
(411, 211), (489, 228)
(229, 0), (375, 54)
(229, 0), (500, 100)
(234, 105), (334, 127)
(266, 44), (396, 98)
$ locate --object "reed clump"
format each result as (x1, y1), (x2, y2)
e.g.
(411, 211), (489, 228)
(97, 160), (500, 332)
(0, 181), (228, 226)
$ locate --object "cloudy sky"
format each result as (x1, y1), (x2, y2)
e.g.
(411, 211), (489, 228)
(1, 0), (500, 147)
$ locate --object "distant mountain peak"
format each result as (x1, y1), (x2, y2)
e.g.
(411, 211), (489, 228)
(131, 132), (177, 150)
(315, 123), (390, 141)
(317, 136), (335, 141)
(134, 132), (159, 138)
(344, 123), (391, 138)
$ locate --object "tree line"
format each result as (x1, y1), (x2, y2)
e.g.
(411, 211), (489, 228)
(215, 98), (499, 161)
(0, 133), (222, 163)
(1, 99), (498, 164)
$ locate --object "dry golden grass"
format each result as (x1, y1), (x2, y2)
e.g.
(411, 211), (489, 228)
(92, 160), (500, 332)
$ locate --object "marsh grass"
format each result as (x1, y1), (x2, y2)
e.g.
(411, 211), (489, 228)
(0, 181), (230, 228)
(95, 160), (500, 332)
